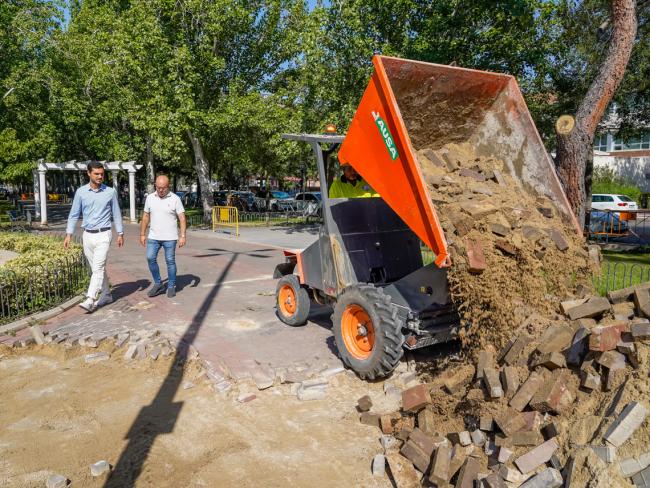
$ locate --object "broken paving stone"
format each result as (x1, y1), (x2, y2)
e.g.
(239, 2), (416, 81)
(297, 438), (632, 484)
(597, 350), (627, 370)
(633, 466), (650, 488)
(536, 324), (574, 354)
(589, 324), (623, 352)
(400, 439), (431, 473)
(459, 168), (486, 181)
(519, 467), (563, 488)
(634, 288), (650, 318)
(484, 473), (507, 488)
(490, 223), (510, 237)
(502, 334), (532, 365)
(372, 454), (386, 477)
(460, 200), (498, 219)
(509, 371), (545, 411)
(385, 452), (421, 488)
(591, 445), (616, 463)
(494, 238), (517, 255)
(632, 322), (650, 340)
(511, 431), (543, 446)
(135, 344), (146, 359)
(297, 385), (326, 401)
(84, 352), (109, 364)
(520, 411), (543, 432)
(531, 351), (566, 370)
(428, 444), (451, 486)
(456, 456), (481, 488)
(495, 409), (527, 436)
(480, 415), (494, 432)
(476, 349), (494, 380)
(90, 460), (111, 477)
(538, 207), (553, 218)
(30, 325), (46, 345)
(604, 401), (649, 447)
(466, 238), (487, 274)
(619, 455), (650, 478)
(567, 296), (611, 320)
(402, 384), (432, 412)
(46, 474), (68, 488)
(115, 333), (129, 348)
(501, 367), (520, 399)
(566, 326), (590, 366)
(182, 381), (195, 390)
(530, 375), (574, 414)
(357, 395), (372, 412)
(124, 344), (138, 360)
(252, 369), (275, 390)
(483, 367), (503, 398)
(547, 229), (569, 251)
(541, 422), (559, 440)
(418, 408), (436, 435)
(360, 412), (381, 428)
(380, 415), (393, 435)
(150, 346), (161, 361)
(498, 446), (514, 463)
(514, 438), (559, 474)
(561, 298), (588, 315)
(237, 392), (257, 403)
(470, 429), (486, 447)
(580, 370), (601, 391)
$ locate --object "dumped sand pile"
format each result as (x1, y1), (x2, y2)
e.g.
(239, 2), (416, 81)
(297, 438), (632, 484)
(416, 142), (595, 352)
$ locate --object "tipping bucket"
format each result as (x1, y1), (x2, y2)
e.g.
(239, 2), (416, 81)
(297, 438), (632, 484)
(338, 55), (579, 267)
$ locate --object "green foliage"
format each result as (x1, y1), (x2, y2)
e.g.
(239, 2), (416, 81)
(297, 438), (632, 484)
(0, 232), (87, 322)
(592, 167), (642, 203)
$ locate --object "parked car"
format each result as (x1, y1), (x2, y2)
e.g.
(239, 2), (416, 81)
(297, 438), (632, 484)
(589, 210), (628, 234)
(294, 192), (322, 216)
(591, 194), (638, 211)
(213, 190), (257, 211)
(255, 190), (296, 211)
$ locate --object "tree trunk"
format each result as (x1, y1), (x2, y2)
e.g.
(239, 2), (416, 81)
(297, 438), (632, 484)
(145, 137), (155, 195)
(555, 0), (637, 227)
(187, 129), (214, 223)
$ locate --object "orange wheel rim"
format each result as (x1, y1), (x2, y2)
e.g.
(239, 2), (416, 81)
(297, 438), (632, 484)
(279, 284), (297, 316)
(341, 304), (375, 360)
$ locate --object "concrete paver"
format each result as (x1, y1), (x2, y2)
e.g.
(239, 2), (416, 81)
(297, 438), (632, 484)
(1, 222), (342, 379)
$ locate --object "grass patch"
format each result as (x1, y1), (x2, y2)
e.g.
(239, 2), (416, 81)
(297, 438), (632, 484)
(595, 249), (650, 295)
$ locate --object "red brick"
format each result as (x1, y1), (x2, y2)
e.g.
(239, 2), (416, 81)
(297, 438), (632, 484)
(520, 411), (543, 431)
(547, 228), (569, 251)
(509, 371), (545, 411)
(495, 238), (517, 255)
(466, 239), (486, 274)
(514, 438), (559, 474)
(529, 376), (574, 414)
(402, 384), (432, 412)
(589, 325), (623, 351)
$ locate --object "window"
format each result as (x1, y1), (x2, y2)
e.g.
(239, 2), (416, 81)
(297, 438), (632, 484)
(593, 134), (609, 151)
(618, 195), (634, 202)
(592, 195), (602, 202)
(604, 196), (614, 202)
(612, 132), (650, 151)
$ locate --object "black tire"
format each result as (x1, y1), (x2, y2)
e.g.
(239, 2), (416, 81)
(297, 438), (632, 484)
(332, 284), (404, 380)
(276, 275), (310, 326)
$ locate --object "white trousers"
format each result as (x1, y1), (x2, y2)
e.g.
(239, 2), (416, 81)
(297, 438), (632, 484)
(82, 230), (112, 301)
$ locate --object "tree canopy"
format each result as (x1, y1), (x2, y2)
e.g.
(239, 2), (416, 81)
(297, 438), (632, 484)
(0, 0), (647, 194)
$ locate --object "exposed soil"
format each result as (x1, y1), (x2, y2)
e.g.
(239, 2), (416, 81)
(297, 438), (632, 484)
(416, 142), (594, 355)
(0, 344), (392, 488)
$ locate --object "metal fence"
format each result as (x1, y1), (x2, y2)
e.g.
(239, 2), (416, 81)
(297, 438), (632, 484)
(595, 261), (650, 295)
(0, 234), (89, 324)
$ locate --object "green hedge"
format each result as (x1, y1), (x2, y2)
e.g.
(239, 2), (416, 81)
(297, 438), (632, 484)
(0, 232), (88, 323)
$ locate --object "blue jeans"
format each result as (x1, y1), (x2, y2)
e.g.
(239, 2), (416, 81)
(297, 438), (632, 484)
(147, 239), (177, 288)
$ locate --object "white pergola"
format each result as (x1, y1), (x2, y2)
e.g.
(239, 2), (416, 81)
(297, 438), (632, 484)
(35, 159), (143, 225)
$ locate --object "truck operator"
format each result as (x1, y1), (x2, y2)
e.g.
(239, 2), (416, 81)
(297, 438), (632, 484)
(329, 163), (378, 198)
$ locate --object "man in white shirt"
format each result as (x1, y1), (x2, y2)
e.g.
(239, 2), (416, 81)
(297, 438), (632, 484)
(140, 175), (187, 298)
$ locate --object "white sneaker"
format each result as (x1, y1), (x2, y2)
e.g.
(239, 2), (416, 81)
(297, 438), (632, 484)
(96, 294), (113, 307)
(79, 297), (97, 313)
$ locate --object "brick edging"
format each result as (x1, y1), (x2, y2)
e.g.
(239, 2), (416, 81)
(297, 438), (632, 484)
(0, 294), (85, 335)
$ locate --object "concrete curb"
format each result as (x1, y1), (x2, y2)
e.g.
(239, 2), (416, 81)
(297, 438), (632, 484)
(0, 294), (85, 335)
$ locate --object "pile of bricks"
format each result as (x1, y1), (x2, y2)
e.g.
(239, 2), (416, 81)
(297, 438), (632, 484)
(360, 283), (650, 487)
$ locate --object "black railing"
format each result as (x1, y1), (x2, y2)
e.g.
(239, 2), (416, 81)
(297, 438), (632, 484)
(0, 234), (89, 324)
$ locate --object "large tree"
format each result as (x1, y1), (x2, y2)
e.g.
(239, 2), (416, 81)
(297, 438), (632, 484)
(554, 0), (640, 225)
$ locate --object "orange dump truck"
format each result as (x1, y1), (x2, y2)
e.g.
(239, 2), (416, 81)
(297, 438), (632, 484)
(275, 55), (578, 379)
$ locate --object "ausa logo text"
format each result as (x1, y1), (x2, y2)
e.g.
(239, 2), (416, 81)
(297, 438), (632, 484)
(372, 111), (398, 161)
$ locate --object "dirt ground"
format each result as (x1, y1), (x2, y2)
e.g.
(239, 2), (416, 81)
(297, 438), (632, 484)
(0, 344), (392, 488)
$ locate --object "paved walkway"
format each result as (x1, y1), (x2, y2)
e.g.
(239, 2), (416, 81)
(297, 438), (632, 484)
(2, 223), (342, 381)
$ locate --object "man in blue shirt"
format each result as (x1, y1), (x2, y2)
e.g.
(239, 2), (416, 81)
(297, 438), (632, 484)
(64, 161), (124, 312)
